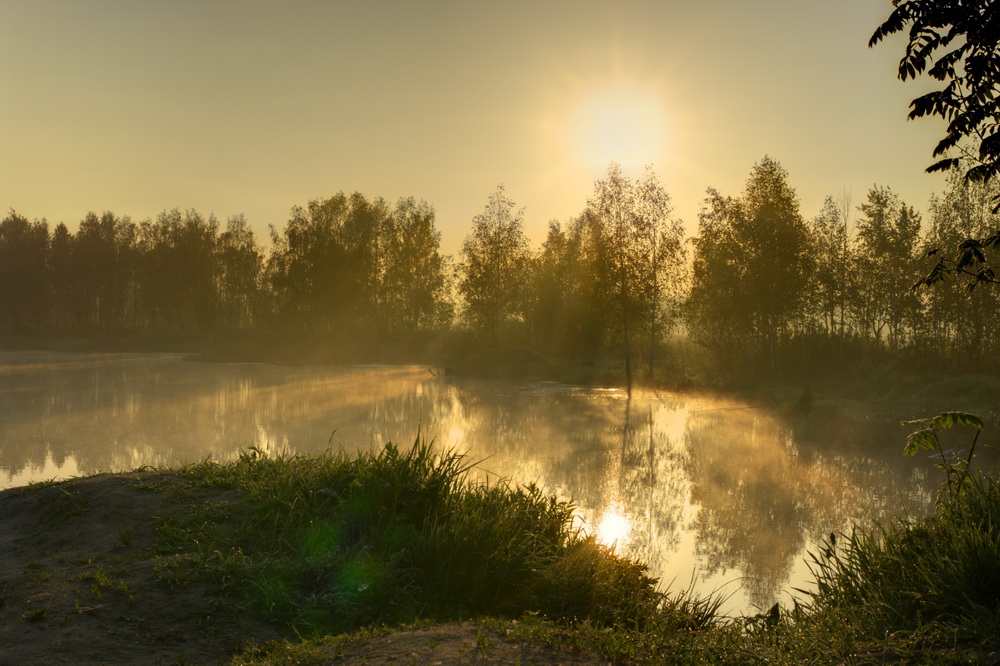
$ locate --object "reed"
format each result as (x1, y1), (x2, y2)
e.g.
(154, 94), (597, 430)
(804, 467), (1000, 638)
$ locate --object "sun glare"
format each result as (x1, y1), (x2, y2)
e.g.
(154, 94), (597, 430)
(596, 503), (632, 550)
(572, 86), (666, 173)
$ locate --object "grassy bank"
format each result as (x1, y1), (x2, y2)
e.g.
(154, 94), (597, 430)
(3, 439), (1000, 663)
(151, 440), (687, 635)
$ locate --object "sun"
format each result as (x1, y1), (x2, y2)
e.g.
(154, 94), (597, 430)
(571, 85), (667, 173)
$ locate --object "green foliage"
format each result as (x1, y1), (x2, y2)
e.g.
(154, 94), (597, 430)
(21, 606), (50, 622)
(917, 175), (1000, 295)
(783, 417), (1000, 660)
(139, 208), (224, 332)
(918, 174), (1000, 369)
(873, 0), (1000, 296)
(6, 165), (1000, 378)
(808, 195), (851, 339)
(687, 157), (814, 377)
(458, 185), (531, 346)
(852, 186), (924, 352)
(216, 214), (265, 330)
(904, 411), (986, 502)
(904, 411), (984, 456)
(585, 163), (686, 391)
(803, 467), (1000, 641)
(524, 218), (613, 359)
(268, 193), (449, 338)
(227, 453), (1000, 663)
(158, 438), (679, 636)
(0, 189), (452, 347)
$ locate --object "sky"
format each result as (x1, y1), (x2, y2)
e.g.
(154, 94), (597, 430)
(1, 0), (949, 255)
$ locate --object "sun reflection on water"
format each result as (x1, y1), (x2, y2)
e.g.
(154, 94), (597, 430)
(0, 354), (952, 616)
(595, 502), (632, 551)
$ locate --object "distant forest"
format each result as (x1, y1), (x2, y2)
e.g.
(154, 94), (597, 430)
(3, 157), (999, 380)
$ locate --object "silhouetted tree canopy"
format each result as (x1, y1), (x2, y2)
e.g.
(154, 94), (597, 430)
(872, 0), (1000, 288)
(871, 0), (1000, 189)
(7, 168), (1000, 376)
(852, 186), (924, 352)
(0, 211), (49, 333)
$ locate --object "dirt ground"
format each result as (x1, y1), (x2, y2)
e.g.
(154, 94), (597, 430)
(0, 474), (617, 665)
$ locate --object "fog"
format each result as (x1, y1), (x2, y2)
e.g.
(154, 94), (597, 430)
(1, 352), (959, 614)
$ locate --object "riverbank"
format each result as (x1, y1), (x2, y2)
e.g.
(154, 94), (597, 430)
(3, 443), (999, 664)
(6, 332), (1000, 411)
(0, 470), (617, 664)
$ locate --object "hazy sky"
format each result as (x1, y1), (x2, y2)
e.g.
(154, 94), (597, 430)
(1, 0), (947, 254)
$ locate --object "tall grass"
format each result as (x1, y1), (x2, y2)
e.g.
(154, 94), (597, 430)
(154, 438), (685, 636)
(151, 434), (1000, 662)
(804, 468), (1000, 639)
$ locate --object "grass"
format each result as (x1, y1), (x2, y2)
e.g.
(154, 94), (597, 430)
(802, 468), (1000, 636)
(713, 460), (1000, 665)
(154, 438), (682, 637)
(136, 437), (1000, 663)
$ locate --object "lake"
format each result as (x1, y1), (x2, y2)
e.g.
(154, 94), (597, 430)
(0, 351), (965, 615)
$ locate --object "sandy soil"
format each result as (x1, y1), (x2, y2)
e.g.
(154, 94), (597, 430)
(0, 473), (617, 665)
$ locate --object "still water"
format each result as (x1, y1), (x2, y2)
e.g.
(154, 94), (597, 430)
(0, 351), (962, 615)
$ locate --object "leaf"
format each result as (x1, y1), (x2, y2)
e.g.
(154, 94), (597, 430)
(905, 427), (939, 455)
(930, 411), (984, 430)
(926, 158), (960, 173)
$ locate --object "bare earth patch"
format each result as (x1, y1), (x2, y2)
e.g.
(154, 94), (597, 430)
(249, 620), (619, 664)
(0, 474), (618, 665)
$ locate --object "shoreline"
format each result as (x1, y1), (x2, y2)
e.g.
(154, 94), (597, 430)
(3, 446), (999, 664)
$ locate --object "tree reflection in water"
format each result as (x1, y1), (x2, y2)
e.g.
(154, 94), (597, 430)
(1, 355), (943, 614)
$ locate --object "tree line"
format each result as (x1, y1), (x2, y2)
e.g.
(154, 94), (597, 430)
(3, 157), (998, 379)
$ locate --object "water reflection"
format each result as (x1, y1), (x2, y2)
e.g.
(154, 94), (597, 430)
(686, 407), (844, 605)
(0, 352), (956, 615)
(595, 502), (632, 549)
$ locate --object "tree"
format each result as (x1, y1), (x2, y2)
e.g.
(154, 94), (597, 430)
(850, 186), (924, 355)
(588, 164), (643, 393)
(217, 214), (263, 330)
(338, 193), (390, 327)
(267, 191), (450, 343)
(458, 185), (531, 346)
(139, 209), (220, 332)
(48, 222), (75, 332)
(871, 0), (1000, 188)
(267, 194), (351, 331)
(687, 190), (757, 371)
(525, 222), (573, 354)
(920, 171), (1000, 367)
(808, 196), (851, 339)
(871, 0), (1000, 287)
(0, 211), (50, 333)
(634, 168), (687, 379)
(379, 198), (450, 333)
(687, 157), (813, 376)
(586, 164), (684, 394)
(525, 217), (611, 360)
(72, 211), (140, 331)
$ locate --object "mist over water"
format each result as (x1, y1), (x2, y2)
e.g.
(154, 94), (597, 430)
(1, 351), (951, 614)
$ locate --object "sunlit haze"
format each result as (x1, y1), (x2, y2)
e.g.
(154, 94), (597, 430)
(1, 0), (945, 253)
(571, 85), (667, 172)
